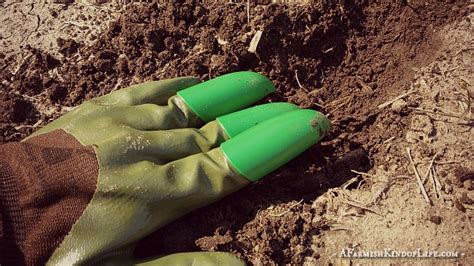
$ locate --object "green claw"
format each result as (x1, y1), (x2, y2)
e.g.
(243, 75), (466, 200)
(177, 71), (276, 122)
(220, 109), (331, 182)
(217, 102), (299, 138)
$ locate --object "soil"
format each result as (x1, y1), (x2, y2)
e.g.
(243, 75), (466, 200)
(1, 0), (473, 265)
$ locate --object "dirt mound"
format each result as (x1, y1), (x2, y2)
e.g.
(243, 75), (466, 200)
(1, 1), (466, 149)
(0, 0), (470, 264)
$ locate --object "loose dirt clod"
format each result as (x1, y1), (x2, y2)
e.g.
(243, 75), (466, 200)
(429, 215), (442, 225)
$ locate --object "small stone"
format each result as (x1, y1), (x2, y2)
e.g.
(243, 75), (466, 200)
(405, 131), (420, 143)
(464, 179), (472, 190)
(459, 192), (473, 205)
(439, 170), (448, 177)
(454, 199), (466, 212)
(445, 200), (454, 207)
(431, 63), (442, 75)
(455, 167), (474, 183)
(410, 115), (434, 136)
(429, 215), (442, 224)
(305, 256), (317, 264)
(444, 183), (453, 194)
(391, 99), (407, 110)
(355, 207), (365, 215)
(452, 175), (464, 188)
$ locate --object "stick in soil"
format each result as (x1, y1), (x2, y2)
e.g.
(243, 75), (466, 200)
(246, 0), (250, 24)
(12, 53), (32, 76)
(248, 30), (263, 53)
(343, 200), (383, 216)
(409, 107), (473, 122)
(425, 152), (440, 198)
(329, 224), (353, 232)
(377, 89), (415, 109)
(350, 169), (376, 178)
(429, 168), (441, 199)
(295, 70), (308, 92)
(341, 176), (359, 190)
(182, 48), (209, 63)
(406, 147), (431, 205)
(432, 167), (443, 199)
(327, 96), (351, 117)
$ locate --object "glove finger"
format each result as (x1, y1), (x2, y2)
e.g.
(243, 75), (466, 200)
(144, 110), (330, 224)
(122, 100), (298, 133)
(112, 72), (276, 130)
(117, 103), (299, 164)
(135, 121), (226, 164)
(118, 96), (203, 130)
(135, 252), (245, 266)
(139, 148), (250, 228)
(91, 77), (201, 106)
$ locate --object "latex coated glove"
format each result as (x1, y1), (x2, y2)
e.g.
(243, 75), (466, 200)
(0, 72), (331, 265)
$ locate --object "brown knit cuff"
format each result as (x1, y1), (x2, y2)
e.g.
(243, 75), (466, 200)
(0, 129), (99, 265)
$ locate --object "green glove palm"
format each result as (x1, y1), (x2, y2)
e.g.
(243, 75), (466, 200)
(26, 72), (330, 265)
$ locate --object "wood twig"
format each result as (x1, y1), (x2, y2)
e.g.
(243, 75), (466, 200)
(248, 30), (263, 53)
(329, 225), (353, 232)
(432, 167), (443, 198)
(409, 107), (473, 121)
(327, 96), (351, 117)
(295, 70), (307, 92)
(14, 119), (43, 130)
(344, 200), (383, 216)
(350, 169), (376, 178)
(269, 199), (303, 217)
(378, 89), (415, 109)
(182, 48), (209, 63)
(424, 152), (439, 197)
(246, 0), (250, 24)
(341, 177), (359, 190)
(430, 168), (441, 199)
(434, 160), (462, 165)
(406, 147), (431, 205)
(12, 54), (32, 76)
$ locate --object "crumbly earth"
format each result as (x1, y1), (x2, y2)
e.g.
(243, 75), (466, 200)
(1, 0), (473, 265)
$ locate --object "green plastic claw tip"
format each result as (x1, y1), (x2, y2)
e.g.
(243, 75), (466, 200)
(217, 102), (299, 138)
(177, 71), (276, 122)
(221, 109), (331, 181)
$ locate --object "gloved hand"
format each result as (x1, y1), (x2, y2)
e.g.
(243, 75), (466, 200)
(0, 72), (331, 265)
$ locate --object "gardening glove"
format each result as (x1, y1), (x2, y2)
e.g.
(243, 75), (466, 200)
(0, 71), (331, 265)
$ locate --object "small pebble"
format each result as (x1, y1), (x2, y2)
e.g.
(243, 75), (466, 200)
(429, 215), (442, 225)
(459, 192), (473, 205)
(454, 199), (466, 212)
(444, 183), (453, 194)
(445, 200), (454, 208)
(464, 179), (472, 190)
